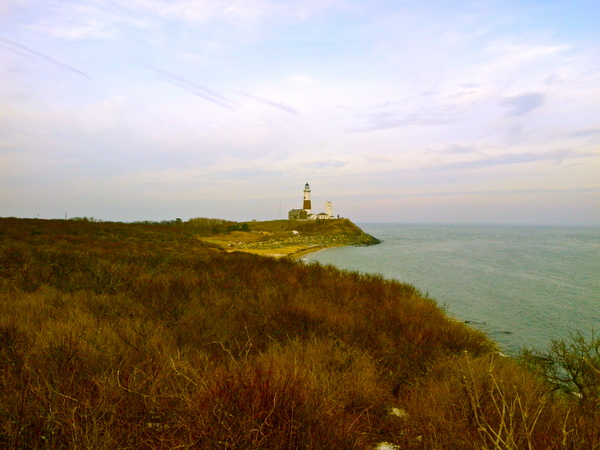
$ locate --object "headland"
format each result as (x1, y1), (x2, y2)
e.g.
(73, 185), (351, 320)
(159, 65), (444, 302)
(198, 218), (381, 258)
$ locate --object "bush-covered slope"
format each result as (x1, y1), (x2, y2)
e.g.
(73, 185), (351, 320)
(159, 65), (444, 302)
(0, 218), (598, 448)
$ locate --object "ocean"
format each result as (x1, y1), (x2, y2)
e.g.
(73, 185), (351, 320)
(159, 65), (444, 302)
(303, 224), (600, 355)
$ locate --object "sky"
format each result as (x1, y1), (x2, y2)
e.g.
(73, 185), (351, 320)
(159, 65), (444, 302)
(1, 0), (599, 224)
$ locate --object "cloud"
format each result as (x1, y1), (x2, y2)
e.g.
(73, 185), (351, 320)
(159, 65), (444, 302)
(22, 0), (341, 42)
(483, 42), (571, 73)
(441, 148), (573, 171)
(6, 0), (264, 45)
(0, 0), (21, 16)
(235, 91), (299, 114)
(0, 37), (92, 80)
(385, 186), (600, 198)
(439, 144), (480, 155)
(354, 103), (461, 132)
(361, 155), (393, 164)
(14, 1), (135, 40)
(305, 160), (347, 169)
(122, 0), (271, 23)
(500, 92), (545, 117)
(569, 128), (600, 138)
(144, 64), (237, 110)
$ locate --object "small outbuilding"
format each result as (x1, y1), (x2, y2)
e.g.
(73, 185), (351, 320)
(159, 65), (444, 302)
(288, 209), (308, 220)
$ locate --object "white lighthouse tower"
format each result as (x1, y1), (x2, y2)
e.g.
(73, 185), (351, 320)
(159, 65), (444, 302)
(303, 182), (312, 213)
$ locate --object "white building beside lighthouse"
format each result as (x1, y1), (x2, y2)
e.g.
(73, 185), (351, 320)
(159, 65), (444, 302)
(288, 183), (334, 220)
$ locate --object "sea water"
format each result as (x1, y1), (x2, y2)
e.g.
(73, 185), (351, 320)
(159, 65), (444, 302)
(303, 224), (600, 355)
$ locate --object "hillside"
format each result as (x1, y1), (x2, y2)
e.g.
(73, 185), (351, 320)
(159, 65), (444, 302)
(199, 218), (381, 257)
(0, 217), (598, 448)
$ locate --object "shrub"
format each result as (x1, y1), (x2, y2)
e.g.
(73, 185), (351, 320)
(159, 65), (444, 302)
(0, 217), (598, 448)
(522, 330), (600, 409)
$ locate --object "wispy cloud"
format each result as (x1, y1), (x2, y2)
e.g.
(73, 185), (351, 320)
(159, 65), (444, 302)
(390, 186), (600, 198)
(500, 92), (545, 117)
(235, 91), (299, 114)
(144, 64), (237, 110)
(305, 160), (347, 169)
(440, 148), (573, 171)
(569, 128), (600, 138)
(0, 37), (92, 80)
(354, 105), (460, 132)
(361, 155), (394, 164)
(439, 144), (480, 155)
(122, 0), (271, 23)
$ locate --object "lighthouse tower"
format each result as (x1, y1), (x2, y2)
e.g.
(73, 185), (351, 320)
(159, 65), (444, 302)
(303, 182), (312, 213)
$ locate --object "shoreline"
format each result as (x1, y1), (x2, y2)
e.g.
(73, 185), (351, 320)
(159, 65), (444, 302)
(230, 243), (343, 259)
(197, 218), (380, 259)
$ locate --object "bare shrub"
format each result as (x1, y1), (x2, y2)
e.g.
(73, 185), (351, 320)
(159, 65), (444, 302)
(522, 330), (600, 413)
(1, 217), (598, 448)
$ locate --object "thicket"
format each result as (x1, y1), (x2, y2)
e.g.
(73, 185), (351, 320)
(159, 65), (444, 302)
(227, 223), (250, 233)
(0, 218), (598, 448)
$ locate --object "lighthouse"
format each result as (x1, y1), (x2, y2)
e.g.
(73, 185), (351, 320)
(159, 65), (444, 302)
(303, 182), (312, 213)
(288, 183), (335, 220)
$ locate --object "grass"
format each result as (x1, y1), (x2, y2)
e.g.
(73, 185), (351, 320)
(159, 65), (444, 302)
(198, 218), (380, 257)
(0, 217), (598, 448)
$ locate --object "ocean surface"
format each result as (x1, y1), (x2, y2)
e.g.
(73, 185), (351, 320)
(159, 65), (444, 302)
(303, 224), (600, 355)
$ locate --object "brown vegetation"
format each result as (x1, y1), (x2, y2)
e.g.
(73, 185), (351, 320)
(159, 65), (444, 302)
(0, 217), (598, 448)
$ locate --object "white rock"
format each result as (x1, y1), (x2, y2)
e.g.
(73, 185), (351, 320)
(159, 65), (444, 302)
(389, 407), (408, 419)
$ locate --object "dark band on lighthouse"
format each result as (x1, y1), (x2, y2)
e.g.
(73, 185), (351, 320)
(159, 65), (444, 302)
(303, 182), (312, 212)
